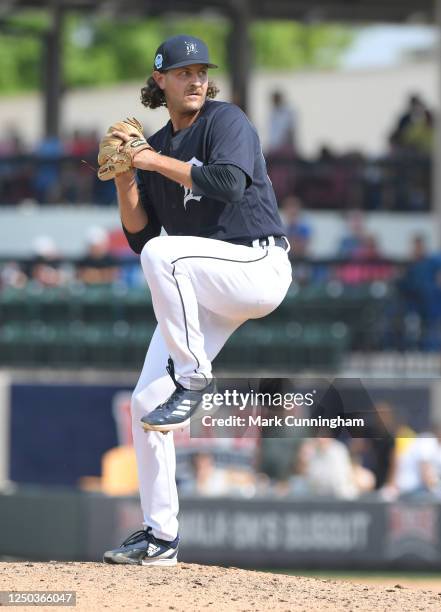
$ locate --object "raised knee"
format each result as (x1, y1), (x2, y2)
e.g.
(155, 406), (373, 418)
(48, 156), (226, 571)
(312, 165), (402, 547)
(140, 236), (169, 271)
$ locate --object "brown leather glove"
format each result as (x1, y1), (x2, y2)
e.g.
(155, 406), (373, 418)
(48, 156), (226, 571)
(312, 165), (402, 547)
(97, 117), (152, 181)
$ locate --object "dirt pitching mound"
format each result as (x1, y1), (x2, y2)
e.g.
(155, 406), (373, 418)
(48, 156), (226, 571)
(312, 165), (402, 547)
(1, 562), (440, 611)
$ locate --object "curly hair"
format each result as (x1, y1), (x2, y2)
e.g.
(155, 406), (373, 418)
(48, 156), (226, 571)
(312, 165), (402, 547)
(141, 75), (219, 109)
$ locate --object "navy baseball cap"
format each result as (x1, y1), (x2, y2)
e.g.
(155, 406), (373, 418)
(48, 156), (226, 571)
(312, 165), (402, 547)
(153, 35), (218, 72)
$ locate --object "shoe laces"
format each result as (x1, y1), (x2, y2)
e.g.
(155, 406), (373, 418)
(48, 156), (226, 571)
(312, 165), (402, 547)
(155, 387), (188, 415)
(166, 357), (185, 390)
(166, 357), (209, 391)
(121, 529), (149, 547)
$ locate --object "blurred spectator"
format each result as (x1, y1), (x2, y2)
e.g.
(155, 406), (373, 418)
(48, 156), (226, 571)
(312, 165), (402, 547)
(337, 209), (367, 258)
(105, 227), (142, 288)
(63, 129), (100, 203)
(351, 455), (376, 494)
(254, 378), (306, 489)
(33, 135), (65, 204)
(66, 128), (99, 159)
(267, 91), (297, 153)
(396, 94), (425, 134)
(348, 402), (400, 496)
(392, 94), (434, 155)
(108, 227), (133, 257)
(0, 261), (27, 289)
(77, 226), (119, 285)
(178, 452), (257, 498)
(398, 235), (432, 308)
(367, 402), (398, 491)
(181, 452), (230, 497)
(79, 445), (139, 495)
(317, 145), (337, 164)
(0, 128), (31, 205)
(356, 234), (380, 260)
(335, 212), (394, 284)
(0, 123), (431, 210)
(0, 127), (26, 157)
(266, 93), (298, 200)
(398, 235), (441, 349)
(28, 235), (66, 287)
(279, 195), (312, 258)
(0, 128), (117, 205)
(292, 437), (359, 499)
(395, 425), (441, 498)
(411, 233), (429, 262)
(293, 146), (364, 211)
(341, 235), (395, 283)
(402, 113), (433, 156)
(256, 437), (304, 485)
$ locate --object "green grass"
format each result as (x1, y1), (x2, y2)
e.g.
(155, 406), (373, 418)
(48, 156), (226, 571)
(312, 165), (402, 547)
(261, 569), (441, 579)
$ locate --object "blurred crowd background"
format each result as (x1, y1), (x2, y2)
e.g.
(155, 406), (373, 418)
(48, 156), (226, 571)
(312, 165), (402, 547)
(0, 91), (434, 208)
(87, 403), (441, 504)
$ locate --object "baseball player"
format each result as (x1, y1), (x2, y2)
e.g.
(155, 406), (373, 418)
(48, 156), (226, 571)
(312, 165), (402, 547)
(101, 34), (292, 566)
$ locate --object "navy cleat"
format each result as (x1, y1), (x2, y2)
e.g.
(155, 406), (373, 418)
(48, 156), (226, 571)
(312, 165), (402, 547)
(141, 358), (216, 433)
(103, 527), (179, 566)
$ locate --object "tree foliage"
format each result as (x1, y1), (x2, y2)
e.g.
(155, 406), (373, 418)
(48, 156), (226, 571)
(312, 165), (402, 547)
(251, 22), (354, 69)
(0, 11), (354, 94)
(63, 16), (229, 88)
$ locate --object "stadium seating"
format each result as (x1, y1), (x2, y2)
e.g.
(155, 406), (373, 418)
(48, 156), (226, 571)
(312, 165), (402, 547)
(0, 280), (393, 370)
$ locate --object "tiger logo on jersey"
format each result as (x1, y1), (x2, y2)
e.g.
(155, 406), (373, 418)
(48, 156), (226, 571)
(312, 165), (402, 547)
(182, 157), (203, 209)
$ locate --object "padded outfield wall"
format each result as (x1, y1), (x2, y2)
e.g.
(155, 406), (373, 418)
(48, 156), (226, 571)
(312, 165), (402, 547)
(0, 489), (440, 569)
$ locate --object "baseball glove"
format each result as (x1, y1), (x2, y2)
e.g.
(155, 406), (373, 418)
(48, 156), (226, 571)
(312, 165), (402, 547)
(97, 117), (152, 181)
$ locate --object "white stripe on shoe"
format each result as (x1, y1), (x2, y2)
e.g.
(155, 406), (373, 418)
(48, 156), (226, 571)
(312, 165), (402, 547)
(141, 557), (177, 566)
(141, 544), (178, 566)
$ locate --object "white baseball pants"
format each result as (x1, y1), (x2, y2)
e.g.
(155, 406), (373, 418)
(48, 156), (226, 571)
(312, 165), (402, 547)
(130, 235), (292, 540)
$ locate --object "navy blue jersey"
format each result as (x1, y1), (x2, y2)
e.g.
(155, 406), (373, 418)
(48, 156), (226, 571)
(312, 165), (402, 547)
(136, 99), (285, 243)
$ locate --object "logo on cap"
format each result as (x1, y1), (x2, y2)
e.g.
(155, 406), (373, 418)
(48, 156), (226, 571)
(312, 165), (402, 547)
(185, 41), (198, 56)
(154, 53), (163, 69)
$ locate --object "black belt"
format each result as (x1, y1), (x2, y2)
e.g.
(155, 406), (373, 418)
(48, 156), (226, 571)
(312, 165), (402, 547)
(228, 235), (289, 251)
